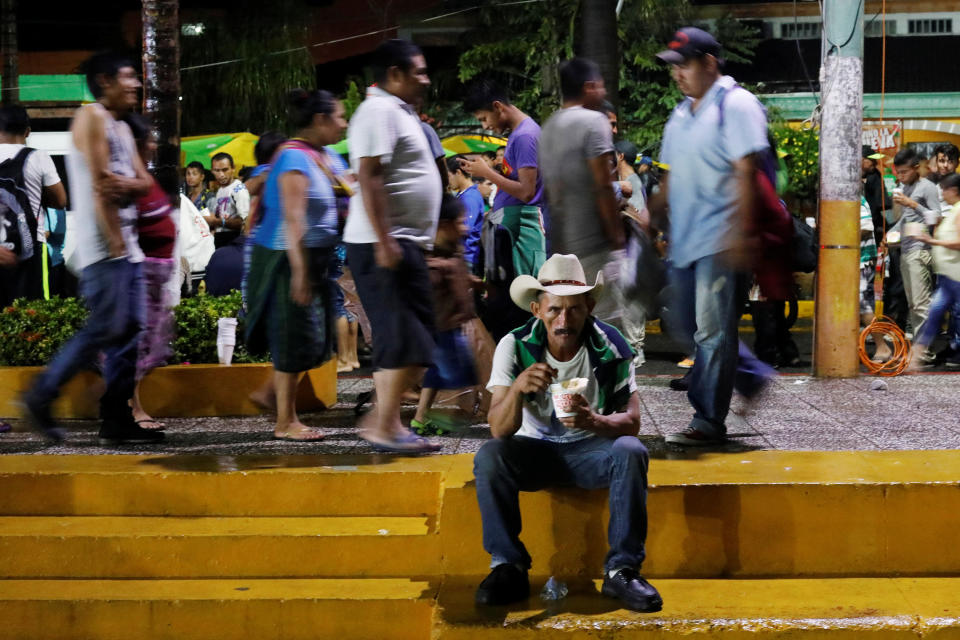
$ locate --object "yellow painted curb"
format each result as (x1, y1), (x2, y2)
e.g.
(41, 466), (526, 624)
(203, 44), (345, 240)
(0, 360), (337, 419)
(0, 578), (435, 640)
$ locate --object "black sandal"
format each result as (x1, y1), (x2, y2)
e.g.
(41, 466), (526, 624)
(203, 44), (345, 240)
(353, 390), (374, 417)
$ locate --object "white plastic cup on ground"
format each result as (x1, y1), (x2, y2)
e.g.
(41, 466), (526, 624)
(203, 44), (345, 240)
(217, 317), (238, 366)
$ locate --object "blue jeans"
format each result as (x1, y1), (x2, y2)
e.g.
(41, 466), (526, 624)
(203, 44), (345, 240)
(666, 254), (774, 438)
(474, 435), (649, 572)
(30, 259), (145, 417)
(917, 275), (960, 347)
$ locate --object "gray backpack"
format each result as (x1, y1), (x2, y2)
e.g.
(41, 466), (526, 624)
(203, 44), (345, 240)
(0, 148), (37, 262)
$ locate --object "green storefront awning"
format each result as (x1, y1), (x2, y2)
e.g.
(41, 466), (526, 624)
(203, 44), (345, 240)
(763, 92), (960, 121)
(0, 75), (94, 102)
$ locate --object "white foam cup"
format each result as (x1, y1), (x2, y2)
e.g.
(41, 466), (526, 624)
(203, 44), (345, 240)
(217, 318), (238, 365)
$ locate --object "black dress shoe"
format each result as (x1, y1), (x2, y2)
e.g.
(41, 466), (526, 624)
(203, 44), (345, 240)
(669, 370), (690, 391)
(601, 568), (662, 612)
(98, 420), (165, 445)
(20, 393), (66, 443)
(475, 563), (529, 606)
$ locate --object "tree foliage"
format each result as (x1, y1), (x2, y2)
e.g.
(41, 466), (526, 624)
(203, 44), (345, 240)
(457, 0), (580, 124)
(455, 1), (761, 157)
(180, 0), (315, 136)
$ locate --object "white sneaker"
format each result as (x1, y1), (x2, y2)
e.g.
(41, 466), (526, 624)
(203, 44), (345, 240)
(665, 427), (725, 446)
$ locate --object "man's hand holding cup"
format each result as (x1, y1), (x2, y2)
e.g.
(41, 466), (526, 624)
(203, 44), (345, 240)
(558, 394), (596, 431)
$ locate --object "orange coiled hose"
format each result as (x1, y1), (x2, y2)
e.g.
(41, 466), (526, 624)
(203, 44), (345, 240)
(859, 1), (907, 376)
(859, 315), (910, 375)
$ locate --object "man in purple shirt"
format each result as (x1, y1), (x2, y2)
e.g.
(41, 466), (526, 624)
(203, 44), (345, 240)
(460, 79), (547, 340)
(460, 81), (543, 209)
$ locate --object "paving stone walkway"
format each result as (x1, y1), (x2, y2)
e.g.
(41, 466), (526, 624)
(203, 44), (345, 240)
(2, 373), (959, 456)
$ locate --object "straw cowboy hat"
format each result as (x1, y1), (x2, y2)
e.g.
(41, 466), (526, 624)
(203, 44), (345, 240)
(509, 254), (605, 310)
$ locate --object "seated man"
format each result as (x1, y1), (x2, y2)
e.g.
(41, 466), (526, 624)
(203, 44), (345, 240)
(474, 253), (661, 612)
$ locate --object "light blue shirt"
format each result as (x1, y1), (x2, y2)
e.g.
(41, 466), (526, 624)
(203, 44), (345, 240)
(660, 75), (769, 268)
(254, 147), (339, 251)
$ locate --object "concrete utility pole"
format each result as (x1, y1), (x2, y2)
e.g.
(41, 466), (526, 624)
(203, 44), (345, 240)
(580, 0), (619, 110)
(814, 0), (864, 377)
(142, 0), (181, 201)
(1, 0), (18, 105)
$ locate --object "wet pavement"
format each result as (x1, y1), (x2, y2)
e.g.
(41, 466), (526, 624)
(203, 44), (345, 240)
(2, 370), (959, 456)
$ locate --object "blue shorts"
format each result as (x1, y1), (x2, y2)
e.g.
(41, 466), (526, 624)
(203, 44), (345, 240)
(422, 327), (477, 390)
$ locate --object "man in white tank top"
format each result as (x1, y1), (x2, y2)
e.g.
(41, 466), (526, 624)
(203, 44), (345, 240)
(22, 52), (163, 444)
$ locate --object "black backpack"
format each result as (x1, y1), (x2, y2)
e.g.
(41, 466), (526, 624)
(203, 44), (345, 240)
(791, 215), (817, 273)
(0, 148), (38, 262)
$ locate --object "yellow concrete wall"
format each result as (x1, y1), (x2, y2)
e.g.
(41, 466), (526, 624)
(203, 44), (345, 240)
(0, 360), (337, 419)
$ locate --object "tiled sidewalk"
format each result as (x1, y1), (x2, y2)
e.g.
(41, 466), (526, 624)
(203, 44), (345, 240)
(1, 374), (959, 456)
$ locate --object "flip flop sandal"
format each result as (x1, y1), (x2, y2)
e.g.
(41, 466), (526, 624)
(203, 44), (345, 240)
(135, 419), (166, 431)
(360, 431), (441, 454)
(274, 428), (326, 441)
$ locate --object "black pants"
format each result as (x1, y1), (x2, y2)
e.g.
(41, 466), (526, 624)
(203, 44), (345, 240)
(751, 300), (799, 367)
(0, 248), (45, 307)
(884, 246), (908, 330)
(345, 239), (436, 370)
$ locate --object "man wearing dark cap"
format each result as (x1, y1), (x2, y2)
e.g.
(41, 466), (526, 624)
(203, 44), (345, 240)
(636, 156), (658, 196)
(861, 146), (907, 331)
(862, 146), (891, 246)
(650, 27), (775, 446)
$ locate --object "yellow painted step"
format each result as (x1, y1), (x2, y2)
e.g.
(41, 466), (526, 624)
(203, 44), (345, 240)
(439, 450), (960, 579)
(0, 516), (439, 578)
(0, 577), (436, 640)
(0, 454), (451, 516)
(435, 577), (960, 639)
(5, 452), (960, 578)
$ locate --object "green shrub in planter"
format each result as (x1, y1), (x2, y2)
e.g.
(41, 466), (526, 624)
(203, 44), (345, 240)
(172, 291), (267, 365)
(0, 297), (89, 366)
(0, 291), (268, 367)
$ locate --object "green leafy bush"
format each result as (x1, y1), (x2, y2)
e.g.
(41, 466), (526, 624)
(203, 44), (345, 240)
(772, 124), (820, 202)
(0, 291), (268, 367)
(172, 291), (267, 365)
(0, 297), (89, 366)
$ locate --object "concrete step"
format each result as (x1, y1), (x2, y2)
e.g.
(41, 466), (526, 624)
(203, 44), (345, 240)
(4, 451), (960, 578)
(0, 577), (436, 640)
(434, 577), (960, 639)
(439, 450), (960, 579)
(0, 516), (439, 578)
(0, 454), (449, 516)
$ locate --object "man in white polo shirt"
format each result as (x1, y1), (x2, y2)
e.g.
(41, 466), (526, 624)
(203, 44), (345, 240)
(344, 39), (443, 453)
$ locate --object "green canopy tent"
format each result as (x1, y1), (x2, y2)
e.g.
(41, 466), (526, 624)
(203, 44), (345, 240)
(328, 138), (458, 159)
(180, 133), (259, 169)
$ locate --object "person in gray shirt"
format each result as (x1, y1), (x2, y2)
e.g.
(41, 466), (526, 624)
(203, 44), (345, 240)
(893, 147), (941, 358)
(539, 57), (623, 318)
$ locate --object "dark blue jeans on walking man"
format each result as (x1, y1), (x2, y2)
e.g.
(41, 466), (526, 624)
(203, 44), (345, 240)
(29, 258), (145, 417)
(474, 434), (650, 573)
(917, 274), (960, 348)
(666, 252), (775, 439)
